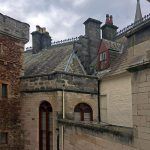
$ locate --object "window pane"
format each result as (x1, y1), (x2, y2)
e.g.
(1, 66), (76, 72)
(100, 52), (107, 61)
(2, 84), (7, 98)
(100, 54), (103, 61)
(0, 132), (7, 144)
(74, 112), (80, 121)
(42, 132), (46, 150)
(49, 112), (53, 131)
(42, 112), (46, 130)
(84, 113), (91, 121)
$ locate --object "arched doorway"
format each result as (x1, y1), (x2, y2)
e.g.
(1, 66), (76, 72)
(39, 101), (53, 150)
(74, 103), (93, 121)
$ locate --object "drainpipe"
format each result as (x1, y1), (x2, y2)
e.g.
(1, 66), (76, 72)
(98, 79), (101, 122)
(61, 85), (65, 150)
(62, 87), (65, 119)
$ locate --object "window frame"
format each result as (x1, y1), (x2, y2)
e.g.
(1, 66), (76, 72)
(0, 132), (8, 144)
(100, 51), (107, 62)
(2, 83), (8, 98)
(74, 103), (93, 121)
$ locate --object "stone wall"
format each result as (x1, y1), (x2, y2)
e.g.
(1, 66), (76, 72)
(0, 35), (27, 149)
(20, 72), (98, 150)
(0, 13), (29, 150)
(100, 73), (133, 127)
(129, 67), (150, 150)
(21, 72), (98, 94)
(0, 13), (29, 43)
(21, 92), (58, 150)
(58, 120), (135, 150)
(127, 18), (150, 150)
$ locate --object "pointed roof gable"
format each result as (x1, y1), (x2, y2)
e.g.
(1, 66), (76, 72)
(134, 0), (142, 22)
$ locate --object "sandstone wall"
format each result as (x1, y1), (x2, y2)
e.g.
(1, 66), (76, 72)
(21, 92), (58, 150)
(101, 73), (133, 127)
(0, 35), (26, 149)
(0, 13), (29, 43)
(59, 123), (135, 150)
(131, 68), (150, 150)
(0, 13), (29, 150)
(20, 72), (98, 150)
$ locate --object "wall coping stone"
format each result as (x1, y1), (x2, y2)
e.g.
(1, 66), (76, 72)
(127, 61), (150, 72)
(21, 71), (98, 80)
(0, 13), (29, 43)
(58, 119), (134, 144)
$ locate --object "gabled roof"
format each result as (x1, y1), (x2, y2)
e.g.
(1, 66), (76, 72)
(23, 43), (86, 76)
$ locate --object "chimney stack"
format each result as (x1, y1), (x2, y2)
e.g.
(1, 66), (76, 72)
(84, 18), (102, 40)
(101, 14), (118, 41)
(31, 25), (52, 54)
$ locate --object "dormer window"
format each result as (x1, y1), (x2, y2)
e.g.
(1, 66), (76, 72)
(100, 51), (107, 62)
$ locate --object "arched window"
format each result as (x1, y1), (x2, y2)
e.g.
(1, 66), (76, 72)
(74, 103), (93, 121)
(39, 101), (53, 150)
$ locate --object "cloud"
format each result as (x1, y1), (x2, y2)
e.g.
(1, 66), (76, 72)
(60, 0), (89, 7)
(0, 0), (149, 48)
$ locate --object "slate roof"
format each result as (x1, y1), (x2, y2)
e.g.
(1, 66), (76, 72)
(24, 42), (86, 76)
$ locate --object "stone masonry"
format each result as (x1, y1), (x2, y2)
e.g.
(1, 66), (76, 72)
(0, 13), (29, 150)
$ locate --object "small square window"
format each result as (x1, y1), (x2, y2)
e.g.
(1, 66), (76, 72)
(0, 132), (8, 144)
(2, 84), (8, 98)
(100, 52), (107, 62)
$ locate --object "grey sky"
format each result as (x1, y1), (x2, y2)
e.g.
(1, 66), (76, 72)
(0, 0), (149, 47)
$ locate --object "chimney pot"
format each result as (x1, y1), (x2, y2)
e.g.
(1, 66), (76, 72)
(36, 25), (40, 32)
(43, 27), (46, 33)
(106, 14), (110, 24)
(109, 15), (113, 24)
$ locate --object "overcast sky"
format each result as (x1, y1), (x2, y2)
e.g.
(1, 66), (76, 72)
(0, 0), (149, 47)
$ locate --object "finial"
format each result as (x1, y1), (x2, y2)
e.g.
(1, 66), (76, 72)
(134, 0), (142, 22)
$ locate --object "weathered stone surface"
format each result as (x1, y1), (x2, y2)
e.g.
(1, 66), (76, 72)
(0, 35), (25, 149)
(0, 13), (29, 43)
(0, 13), (29, 150)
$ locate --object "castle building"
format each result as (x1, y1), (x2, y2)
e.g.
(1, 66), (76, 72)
(0, 0), (150, 150)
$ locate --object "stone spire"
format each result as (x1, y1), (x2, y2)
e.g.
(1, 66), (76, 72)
(134, 0), (142, 22)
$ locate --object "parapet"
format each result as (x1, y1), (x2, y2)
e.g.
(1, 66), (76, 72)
(0, 13), (29, 43)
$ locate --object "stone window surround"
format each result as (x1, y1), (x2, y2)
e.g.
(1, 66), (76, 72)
(0, 131), (8, 145)
(0, 80), (10, 99)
